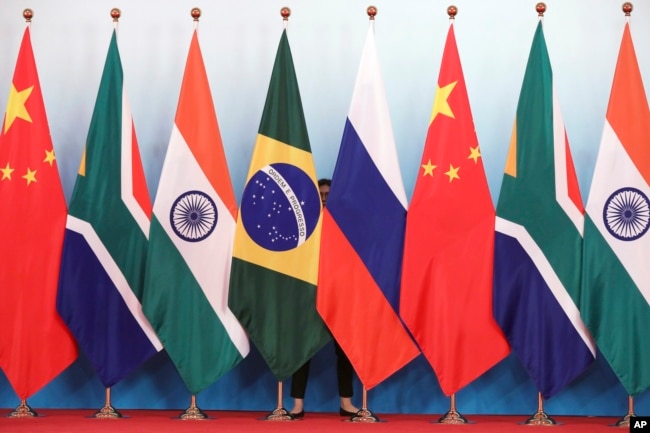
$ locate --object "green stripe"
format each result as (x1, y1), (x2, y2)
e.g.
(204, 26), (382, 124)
(143, 217), (243, 394)
(229, 257), (330, 380)
(496, 22), (582, 299)
(581, 216), (650, 395)
(257, 30), (310, 152)
(67, 31), (148, 300)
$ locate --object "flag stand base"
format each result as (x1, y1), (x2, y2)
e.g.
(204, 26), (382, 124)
(524, 393), (556, 426)
(9, 400), (37, 418)
(265, 407), (294, 421)
(439, 409), (468, 424)
(179, 395), (208, 420)
(349, 408), (380, 423)
(438, 393), (468, 424)
(614, 395), (635, 428)
(93, 404), (122, 419)
(524, 410), (556, 426)
(93, 387), (122, 419)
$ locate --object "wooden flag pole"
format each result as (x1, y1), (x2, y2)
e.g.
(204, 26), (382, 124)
(265, 381), (293, 421)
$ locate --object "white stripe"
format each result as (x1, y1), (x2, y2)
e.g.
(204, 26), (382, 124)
(552, 87), (584, 235)
(66, 215), (163, 351)
(496, 217), (596, 356)
(347, 22), (407, 209)
(121, 88), (150, 238)
(585, 121), (650, 304)
(153, 125), (250, 356)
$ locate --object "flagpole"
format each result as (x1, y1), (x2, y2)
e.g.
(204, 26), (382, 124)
(7, 8), (39, 422)
(91, 11), (128, 421)
(523, 391), (556, 426)
(262, 7), (299, 423)
(346, 8), (384, 424)
(615, 395), (635, 427)
(265, 381), (292, 421)
(432, 5), (469, 426)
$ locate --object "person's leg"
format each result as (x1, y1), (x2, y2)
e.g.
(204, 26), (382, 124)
(289, 360), (310, 415)
(335, 341), (358, 414)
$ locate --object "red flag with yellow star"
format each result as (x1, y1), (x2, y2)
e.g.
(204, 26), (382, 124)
(0, 26), (77, 400)
(399, 22), (510, 396)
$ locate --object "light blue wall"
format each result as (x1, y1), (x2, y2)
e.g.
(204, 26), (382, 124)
(1, 0), (649, 416)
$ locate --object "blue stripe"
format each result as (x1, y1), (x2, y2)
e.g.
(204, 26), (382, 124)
(493, 232), (594, 398)
(327, 119), (406, 312)
(57, 230), (158, 387)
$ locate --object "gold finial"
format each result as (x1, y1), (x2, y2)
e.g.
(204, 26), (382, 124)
(367, 5), (377, 20)
(622, 2), (633, 16)
(23, 8), (33, 22)
(110, 8), (121, 22)
(536, 2), (546, 17)
(191, 7), (201, 21)
(281, 7), (291, 21)
(447, 5), (458, 19)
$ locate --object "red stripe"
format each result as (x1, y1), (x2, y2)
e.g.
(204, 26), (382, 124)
(317, 211), (419, 389)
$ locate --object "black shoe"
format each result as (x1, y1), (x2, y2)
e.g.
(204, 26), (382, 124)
(290, 410), (304, 419)
(340, 408), (358, 417)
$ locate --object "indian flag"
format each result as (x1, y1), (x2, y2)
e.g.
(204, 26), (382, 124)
(142, 29), (249, 395)
(581, 22), (650, 396)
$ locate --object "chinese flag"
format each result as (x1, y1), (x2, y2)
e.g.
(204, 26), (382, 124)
(399, 22), (509, 396)
(0, 26), (77, 399)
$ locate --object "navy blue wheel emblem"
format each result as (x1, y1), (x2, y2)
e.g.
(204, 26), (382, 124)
(170, 190), (218, 242)
(603, 187), (650, 241)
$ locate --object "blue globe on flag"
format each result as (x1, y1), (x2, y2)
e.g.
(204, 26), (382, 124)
(241, 163), (320, 251)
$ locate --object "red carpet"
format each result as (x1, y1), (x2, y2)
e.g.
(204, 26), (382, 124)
(0, 410), (624, 432)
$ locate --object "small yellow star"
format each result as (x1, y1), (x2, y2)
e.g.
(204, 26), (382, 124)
(1, 163), (14, 181)
(468, 146), (482, 163)
(421, 159), (437, 177)
(4, 84), (34, 134)
(430, 81), (457, 123)
(22, 168), (37, 186)
(44, 149), (56, 166)
(445, 164), (460, 183)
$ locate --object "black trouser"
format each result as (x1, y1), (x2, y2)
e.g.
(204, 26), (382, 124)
(290, 340), (354, 399)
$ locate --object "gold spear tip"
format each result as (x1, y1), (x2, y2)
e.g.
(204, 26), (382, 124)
(110, 8), (121, 22)
(23, 8), (33, 22)
(281, 7), (291, 20)
(367, 5), (377, 20)
(191, 7), (201, 21)
(536, 2), (547, 17)
(447, 5), (458, 19)
(622, 2), (633, 16)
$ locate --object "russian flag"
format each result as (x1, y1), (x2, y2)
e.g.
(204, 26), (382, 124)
(316, 21), (419, 390)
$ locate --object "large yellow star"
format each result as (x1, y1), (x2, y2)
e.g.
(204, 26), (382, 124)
(44, 149), (56, 166)
(4, 84), (34, 134)
(1, 163), (14, 181)
(445, 164), (460, 183)
(421, 159), (436, 176)
(468, 146), (482, 163)
(22, 168), (37, 186)
(430, 81), (457, 123)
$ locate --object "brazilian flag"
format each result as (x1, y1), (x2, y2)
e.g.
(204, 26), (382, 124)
(228, 30), (330, 380)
